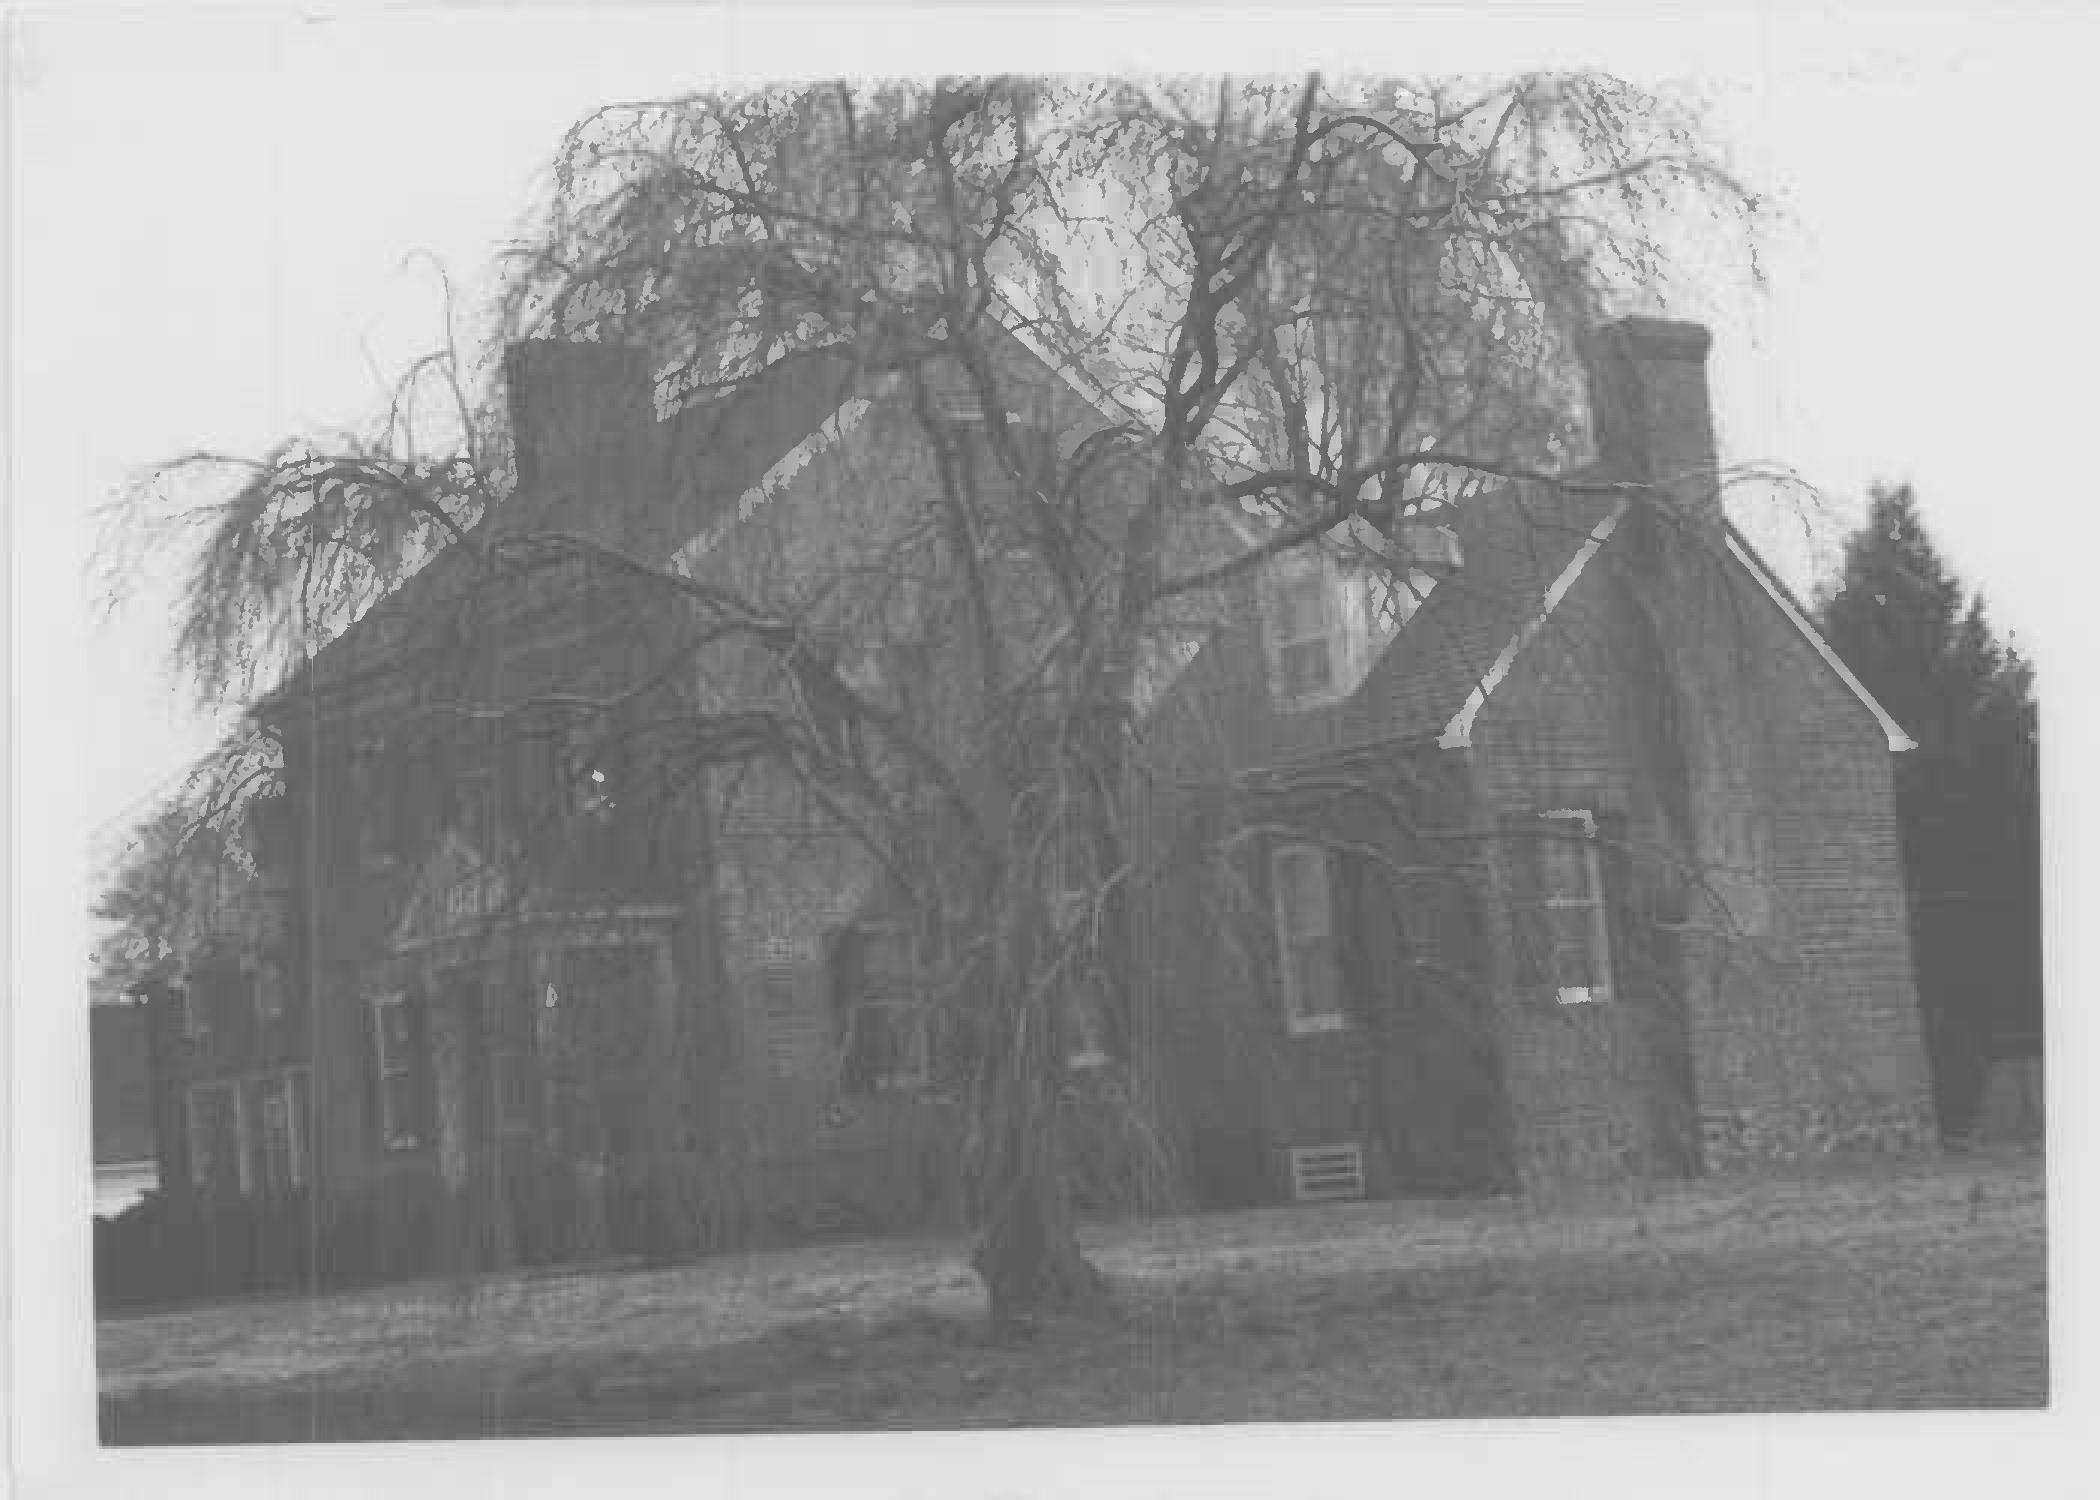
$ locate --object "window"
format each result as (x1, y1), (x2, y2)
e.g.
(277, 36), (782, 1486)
(176, 980), (204, 1042)
(1271, 843), (1347, 1033)
(370, 993), (423, 1150)
(253, 1070), (310, 1194)
(834, 925), (932, 1092)
(842, 999), (932, 1091)
(186, 1082), (242, 1196)
(1066, 982), (1111, 1070)
(1539, 811), (1614, 1005)
(251, 954), (285, 1026)
(1050, 890), (1111, 1069)
(491, 1047), (534, 1138)
(1272, 566), (1338, 702)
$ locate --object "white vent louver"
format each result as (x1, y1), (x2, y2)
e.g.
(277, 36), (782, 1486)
(1289, 1143), (1367, 1203)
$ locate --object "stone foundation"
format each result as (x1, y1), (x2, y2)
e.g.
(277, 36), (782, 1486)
(1698, 1097), (1937, 1174)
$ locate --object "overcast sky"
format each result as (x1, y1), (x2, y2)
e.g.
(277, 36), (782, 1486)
(17, 5), (2091, 850)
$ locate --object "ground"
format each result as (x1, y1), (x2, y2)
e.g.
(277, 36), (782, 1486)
(97, 1147), (2046, 1443)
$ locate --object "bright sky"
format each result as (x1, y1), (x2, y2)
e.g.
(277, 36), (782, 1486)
(19, 7), (2090, 845)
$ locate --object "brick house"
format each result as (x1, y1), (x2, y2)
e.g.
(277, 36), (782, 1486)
(1128, 319), (1936, 1201)
(131, 309), (1935, 1293)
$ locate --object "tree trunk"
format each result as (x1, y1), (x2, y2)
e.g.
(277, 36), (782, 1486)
(963, 881), (1111, 1334)
(969, 1125), (1109, 1335)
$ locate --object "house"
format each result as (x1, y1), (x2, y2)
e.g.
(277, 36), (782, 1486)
(1129, 319), (1937, 1200)
(130, 303), (1936, 1296)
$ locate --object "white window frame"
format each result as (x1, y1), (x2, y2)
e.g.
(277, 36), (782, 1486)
(369, 992), (422, 1150)
(1268, 560), (1345, 709)
(1271, 842), (1349, 1035)
(1539, 810), (1615, 1006)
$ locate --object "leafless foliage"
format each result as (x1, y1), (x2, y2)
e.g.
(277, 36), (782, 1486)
(100, 72), (1756, 1321)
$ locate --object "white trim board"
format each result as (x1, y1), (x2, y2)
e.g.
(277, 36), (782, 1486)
(1724, 531), (1917, 753)
(1439, 500), (1631, 749)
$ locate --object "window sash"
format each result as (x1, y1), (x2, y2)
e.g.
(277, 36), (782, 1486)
(491, 1050), (534, 1136)
(1066, 981), (1111, 1069)
(370, 994), (421, 1149)
(186, 1083), (239, 1193)
(178, 982), (203, 1040)
(1538, 815), (1614, 1004)
(843, 999), (931, 1091)
(254, 1070), (310, 1195)
(1271, 566), (1341, 703)
(1272, 844), (1347, 1031)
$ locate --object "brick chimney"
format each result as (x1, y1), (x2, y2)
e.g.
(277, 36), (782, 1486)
(501, 340), (662, 544)
(1578, 317), (1720, 531)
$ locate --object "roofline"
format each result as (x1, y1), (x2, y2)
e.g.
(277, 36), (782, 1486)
(1722, 525), (1917, 753)
(1437, 498), (1632, 749)
(1233, 730), (1450, 792)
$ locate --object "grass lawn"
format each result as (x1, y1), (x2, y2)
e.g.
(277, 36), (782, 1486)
(96, 1146), (2046, 1443)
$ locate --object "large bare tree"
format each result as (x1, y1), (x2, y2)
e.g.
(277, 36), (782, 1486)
(105, 73), (1752, 1326)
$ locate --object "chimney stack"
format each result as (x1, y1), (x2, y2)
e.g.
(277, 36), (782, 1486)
(502, 340), (661, 544)
(1579, 317), (1720, 531)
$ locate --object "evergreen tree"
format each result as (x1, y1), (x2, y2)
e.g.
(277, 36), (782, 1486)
(1819, 484), (2041, 1137)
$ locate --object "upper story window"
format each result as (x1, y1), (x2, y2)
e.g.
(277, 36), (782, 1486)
(1271, 565), (1340, 704)
(1271, 842), (1348, 1034)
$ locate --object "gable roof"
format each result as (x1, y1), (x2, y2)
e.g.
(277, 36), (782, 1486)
(1330, 477), (1915, 755)
(1347, 475), (1633, 747)
(1721, 524), (1916, 752)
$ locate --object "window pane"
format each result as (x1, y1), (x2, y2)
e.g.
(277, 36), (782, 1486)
(259, 1080), (294, 1195)
(863, 930), (913, 989)
(1280, 640), (1333, 697)
(1541, 835), (1592, 901)
(377, 999), (412, 1061)
(383, 1075), (420, 1147)
(1549, 906), (1598, 990)
(190, 1087), (240, 1196)
(1277, 571), (1328, 641)
(1293, 936), (1344, 1022)
(493, 1053), (531, 1133)
(1275, 847), (1332, 939)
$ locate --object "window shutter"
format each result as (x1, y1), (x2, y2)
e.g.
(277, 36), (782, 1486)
(408, 992), (436, 1146)
(361, 1001), (385, 1152)
(1335, 852), (1380, 1027)
(1500, 813), (1550, 993)
(1596, 812), (1637, 998)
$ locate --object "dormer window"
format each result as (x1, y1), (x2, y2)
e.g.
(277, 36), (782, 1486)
(1271, 564), (1340, 705)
